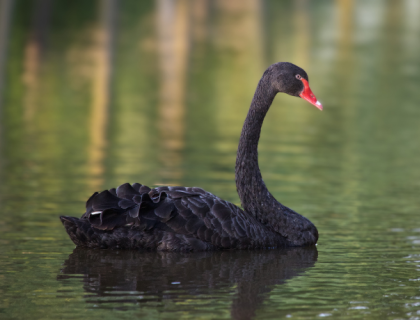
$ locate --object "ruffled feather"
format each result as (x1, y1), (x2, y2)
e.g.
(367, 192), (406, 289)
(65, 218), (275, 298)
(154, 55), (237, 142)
(61, 182), (289, 251)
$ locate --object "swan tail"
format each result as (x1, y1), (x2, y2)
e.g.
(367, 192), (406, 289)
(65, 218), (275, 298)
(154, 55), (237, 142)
(59, 183), (160, 248)
(60, 215), (97, 247)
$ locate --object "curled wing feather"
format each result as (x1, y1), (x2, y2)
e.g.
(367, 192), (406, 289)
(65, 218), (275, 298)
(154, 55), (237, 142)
(80, 183), (278, 249)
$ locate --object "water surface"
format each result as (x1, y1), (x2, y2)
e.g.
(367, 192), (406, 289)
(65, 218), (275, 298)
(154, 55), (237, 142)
(1, 1), (420, 319)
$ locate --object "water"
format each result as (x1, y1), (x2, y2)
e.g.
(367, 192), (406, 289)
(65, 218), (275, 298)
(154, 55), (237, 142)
(1, 0), (420, 319)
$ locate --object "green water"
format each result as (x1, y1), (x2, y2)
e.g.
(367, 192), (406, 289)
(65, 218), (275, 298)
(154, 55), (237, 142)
(1, 0), (420, 319)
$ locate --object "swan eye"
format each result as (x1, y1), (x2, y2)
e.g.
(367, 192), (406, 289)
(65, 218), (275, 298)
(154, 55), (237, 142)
(295, 74), (302, 80)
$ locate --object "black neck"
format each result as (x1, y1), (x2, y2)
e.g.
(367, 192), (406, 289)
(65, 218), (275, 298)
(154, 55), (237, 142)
(235, 75), (277, 224)
(234, 64), (319, 246)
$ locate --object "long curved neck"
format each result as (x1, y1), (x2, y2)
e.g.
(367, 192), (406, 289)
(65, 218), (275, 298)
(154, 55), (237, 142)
(235, 75), (278, 224)
(234, 66), (319, 246)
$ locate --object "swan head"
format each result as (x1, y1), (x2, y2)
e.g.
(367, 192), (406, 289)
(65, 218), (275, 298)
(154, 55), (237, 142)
(268, 62), (322, 110)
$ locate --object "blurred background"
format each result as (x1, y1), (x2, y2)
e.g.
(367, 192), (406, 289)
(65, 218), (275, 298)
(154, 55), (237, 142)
(1, 0), (420, 319)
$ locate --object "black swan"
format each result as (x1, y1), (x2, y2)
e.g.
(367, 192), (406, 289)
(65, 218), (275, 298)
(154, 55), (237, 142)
(60, 62), (322, 251)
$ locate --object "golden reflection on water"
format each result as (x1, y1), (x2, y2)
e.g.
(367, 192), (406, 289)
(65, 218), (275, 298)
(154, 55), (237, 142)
(88, 0), (116, 190)
(0, 1), (420, 319)
(156, 0), (189, 184)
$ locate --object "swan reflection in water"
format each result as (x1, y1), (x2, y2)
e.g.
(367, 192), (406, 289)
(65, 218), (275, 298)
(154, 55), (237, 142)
(58, 247), (317, 319)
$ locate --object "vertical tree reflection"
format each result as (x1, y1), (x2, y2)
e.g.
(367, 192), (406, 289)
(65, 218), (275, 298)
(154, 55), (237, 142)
(88, 0), (117, 190)
(156, 0), (189, 185)
(22, 0), (51, 129)
(0, 0), (14, 111)
(0, 0), (14, 177)
(293, 0), (310, 67)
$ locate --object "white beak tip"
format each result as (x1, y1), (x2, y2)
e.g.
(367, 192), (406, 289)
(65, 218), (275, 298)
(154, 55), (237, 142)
(315, 100), (323, 110)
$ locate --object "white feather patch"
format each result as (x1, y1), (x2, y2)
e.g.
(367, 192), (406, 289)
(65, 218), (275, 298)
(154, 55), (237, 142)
(90, 211), (102, 215)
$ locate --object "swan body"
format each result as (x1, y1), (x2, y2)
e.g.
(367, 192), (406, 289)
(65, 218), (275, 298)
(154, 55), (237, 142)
(61, 62), (321, 251)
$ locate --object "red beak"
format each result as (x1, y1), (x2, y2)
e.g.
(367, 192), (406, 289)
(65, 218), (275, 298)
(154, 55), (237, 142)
(299, 78), (322, 110)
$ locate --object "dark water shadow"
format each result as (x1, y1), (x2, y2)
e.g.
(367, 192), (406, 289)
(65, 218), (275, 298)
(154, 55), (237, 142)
(58, 247), (317, 319)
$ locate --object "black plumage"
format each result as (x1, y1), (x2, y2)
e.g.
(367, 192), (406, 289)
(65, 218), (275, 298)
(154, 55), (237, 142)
(60, 62), (320, 251)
